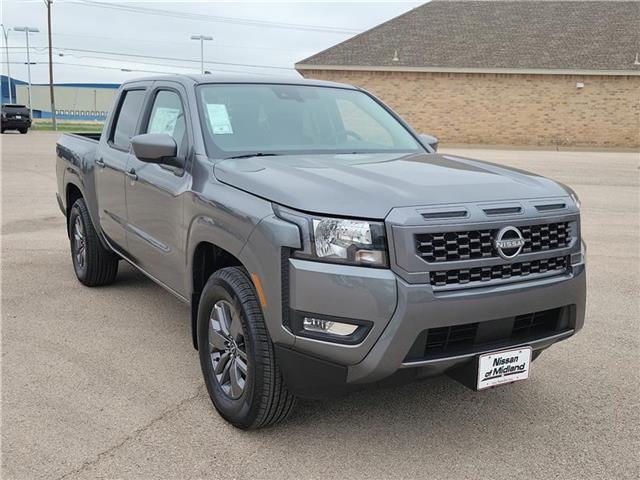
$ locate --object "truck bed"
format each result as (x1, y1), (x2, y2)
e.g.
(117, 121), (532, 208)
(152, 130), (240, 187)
(56, 132), (100, 168)
(72, 132), (101, 142)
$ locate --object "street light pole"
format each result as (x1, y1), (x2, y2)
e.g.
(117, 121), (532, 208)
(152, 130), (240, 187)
(190, 35), (213, 74)
(46, 0), (57, 130)
(14, 26), (39, 120)
(1, 25), (12, 103)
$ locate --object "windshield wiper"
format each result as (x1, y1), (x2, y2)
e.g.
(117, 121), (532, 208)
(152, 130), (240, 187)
(225, 152), (281, 160)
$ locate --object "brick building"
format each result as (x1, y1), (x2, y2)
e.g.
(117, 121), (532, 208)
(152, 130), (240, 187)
(296, 0), (640, 148)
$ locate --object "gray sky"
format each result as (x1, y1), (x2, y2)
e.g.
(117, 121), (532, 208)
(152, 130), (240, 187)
(1, 1), (422, 84)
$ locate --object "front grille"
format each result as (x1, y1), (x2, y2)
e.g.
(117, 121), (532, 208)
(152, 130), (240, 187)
(405, 307), (568, 361)
(430, 256), (568, 287)
(416, 222), (570, 263)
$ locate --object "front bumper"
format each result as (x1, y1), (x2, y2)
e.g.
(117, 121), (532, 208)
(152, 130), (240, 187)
(277, 258), (586, 398)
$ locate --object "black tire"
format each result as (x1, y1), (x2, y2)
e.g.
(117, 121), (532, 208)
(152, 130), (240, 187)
(68, 198), (119, 286)
(19, 128), (28, 134)
(197, 267), (295, 429)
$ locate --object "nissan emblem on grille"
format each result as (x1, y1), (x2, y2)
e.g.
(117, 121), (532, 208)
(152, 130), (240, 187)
(494, 226), (526, 260)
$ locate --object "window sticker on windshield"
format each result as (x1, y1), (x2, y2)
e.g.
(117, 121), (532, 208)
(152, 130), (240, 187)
(149, 107), (181, 136)
(206, 104), (233, 134)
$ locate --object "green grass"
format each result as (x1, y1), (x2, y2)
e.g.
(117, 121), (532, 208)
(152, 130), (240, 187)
(32, 121), (104, 133)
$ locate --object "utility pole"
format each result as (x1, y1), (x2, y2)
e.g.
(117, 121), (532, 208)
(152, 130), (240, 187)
(190, 35), (213, 74)
(46, 0), (57, 130)
(14, 26), (39, 120)
(1, 25), (12, 103)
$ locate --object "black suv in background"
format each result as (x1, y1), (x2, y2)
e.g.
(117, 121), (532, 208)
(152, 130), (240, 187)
(1, 104), (31, 134)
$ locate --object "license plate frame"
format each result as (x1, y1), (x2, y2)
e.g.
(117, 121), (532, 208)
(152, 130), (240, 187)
(477, 346), (532, 390)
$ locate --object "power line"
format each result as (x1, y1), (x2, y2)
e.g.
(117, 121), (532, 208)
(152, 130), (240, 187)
(4, 60), (293, 77)
(45, 32), (313, 53)
(5, 60), (171, 73)
(69, 0), (359, 34)
(50, 61), (175, 75)
(7, 33), (313, 54)
(59, 53), (291, 77)
(5, 45), (297, 71)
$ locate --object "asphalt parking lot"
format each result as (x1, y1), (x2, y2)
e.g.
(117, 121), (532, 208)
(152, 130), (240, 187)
(2, 131), (639, 479)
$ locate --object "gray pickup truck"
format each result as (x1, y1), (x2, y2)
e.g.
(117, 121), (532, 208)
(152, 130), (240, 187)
(56, 74), (586, 429)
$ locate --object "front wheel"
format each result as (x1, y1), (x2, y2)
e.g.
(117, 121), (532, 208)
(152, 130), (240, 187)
(197, 267), (295, 429)
(19, 128), (28, 134)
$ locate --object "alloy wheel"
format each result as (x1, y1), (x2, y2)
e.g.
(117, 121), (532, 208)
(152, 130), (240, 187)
(209, 300), (248, 399)
(73, 216), (86, 269)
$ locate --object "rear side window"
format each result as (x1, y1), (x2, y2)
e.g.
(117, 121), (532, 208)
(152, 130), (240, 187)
(2, 105), (28, 115)
(110, 89), (146, 150)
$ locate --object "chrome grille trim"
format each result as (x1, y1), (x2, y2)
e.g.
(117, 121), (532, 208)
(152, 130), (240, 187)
(416, 221), (570, 263)
(386, 199), (581, 289)
(430, 255), (569, 287)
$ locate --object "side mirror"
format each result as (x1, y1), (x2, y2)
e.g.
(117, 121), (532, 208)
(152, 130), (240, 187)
(131, 133), (183, 168)
(419, 134), (439, 153)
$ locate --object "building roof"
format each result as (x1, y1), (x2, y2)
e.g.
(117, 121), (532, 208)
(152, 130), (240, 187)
(296, 0), (640, 75)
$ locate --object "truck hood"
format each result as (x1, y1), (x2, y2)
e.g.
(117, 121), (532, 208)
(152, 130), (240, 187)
(214, 152), (568, 219)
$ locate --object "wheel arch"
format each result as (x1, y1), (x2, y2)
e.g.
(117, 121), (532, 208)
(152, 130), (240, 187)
(65, 182), (85, 237)
(64, 180), (111, 253)
(190, 241), (245, 350)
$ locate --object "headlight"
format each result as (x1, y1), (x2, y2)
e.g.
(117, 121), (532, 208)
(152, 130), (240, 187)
(274, 205), (389, 268)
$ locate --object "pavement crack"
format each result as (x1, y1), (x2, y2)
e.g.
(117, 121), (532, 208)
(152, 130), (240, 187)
(55, 384), (206, 480)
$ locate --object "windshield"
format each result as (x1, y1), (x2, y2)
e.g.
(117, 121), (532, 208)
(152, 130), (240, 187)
(2, 105), (28, 112)
(198, 84), (422, 158)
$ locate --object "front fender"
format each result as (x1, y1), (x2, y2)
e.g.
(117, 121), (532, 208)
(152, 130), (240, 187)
(184, 183), (273, 296)
(238, 214), (302, 347)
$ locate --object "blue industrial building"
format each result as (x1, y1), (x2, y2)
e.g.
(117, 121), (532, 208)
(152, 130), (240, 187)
(1, 75), (119, 120)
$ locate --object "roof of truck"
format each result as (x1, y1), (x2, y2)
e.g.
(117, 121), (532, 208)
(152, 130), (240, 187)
(121, 74), (357, 89)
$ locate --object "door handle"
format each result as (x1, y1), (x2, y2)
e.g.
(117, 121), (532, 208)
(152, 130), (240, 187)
(95, 158), (105, 168)
(125, 168), (138, 181)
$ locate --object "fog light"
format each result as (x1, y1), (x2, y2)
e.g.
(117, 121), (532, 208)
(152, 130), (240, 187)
(302, 317), (358, 336)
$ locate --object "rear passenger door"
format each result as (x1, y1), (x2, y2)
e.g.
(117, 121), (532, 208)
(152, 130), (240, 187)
(125, 83), (192, 296)
(95, 87), (147, 252)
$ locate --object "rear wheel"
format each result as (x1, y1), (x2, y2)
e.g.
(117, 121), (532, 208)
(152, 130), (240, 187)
(68, 198), (119, 286)
(197, 267), (295, 429)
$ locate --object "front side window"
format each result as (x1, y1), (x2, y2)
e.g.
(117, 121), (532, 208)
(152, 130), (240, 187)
(110, 89), (146, 150)
(145, 90), (186, 152)
(198, 84), (421, 158)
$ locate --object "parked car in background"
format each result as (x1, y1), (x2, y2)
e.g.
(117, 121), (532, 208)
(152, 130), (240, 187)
(55, 74), (586, 429)
(1, 104), (31, 134)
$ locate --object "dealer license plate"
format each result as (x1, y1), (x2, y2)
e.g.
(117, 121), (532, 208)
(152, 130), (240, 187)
(16, 115), (22, 119)
(477, 347), (531, 390)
